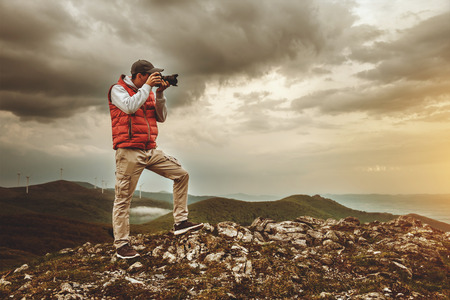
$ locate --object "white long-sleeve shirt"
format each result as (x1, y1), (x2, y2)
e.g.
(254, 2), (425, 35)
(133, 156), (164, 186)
(110, 75), (167, 122)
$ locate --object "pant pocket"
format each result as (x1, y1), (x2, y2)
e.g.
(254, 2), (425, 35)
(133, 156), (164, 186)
(115, 172), (131, 200)
(164, 154), (182, 167)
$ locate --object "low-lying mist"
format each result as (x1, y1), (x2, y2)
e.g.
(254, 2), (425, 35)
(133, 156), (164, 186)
(130, 206), (171, 224)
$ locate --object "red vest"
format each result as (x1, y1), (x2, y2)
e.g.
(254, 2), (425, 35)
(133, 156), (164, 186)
(108, 75), (158, 150)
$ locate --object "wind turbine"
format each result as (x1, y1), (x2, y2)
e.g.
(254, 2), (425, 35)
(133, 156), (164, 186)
(60, 168), (63, 180)
(26, 176), (30, 194)
(94, 177), (97, 189)
(101, 179), (105, 194)
(139, 183), (144, 199)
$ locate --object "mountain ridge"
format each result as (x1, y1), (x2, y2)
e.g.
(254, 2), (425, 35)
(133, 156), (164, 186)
(1, 180), (449, 273)
(134, 194), (400, 235)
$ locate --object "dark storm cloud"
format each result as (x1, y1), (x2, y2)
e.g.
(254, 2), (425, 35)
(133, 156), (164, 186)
(125, 0), (362, 106)
(0, 1), (83, 50)
(293, 12), (450, 117)
(0, 1), (114, 121)
(354, 12), (450, 83)
(0, 52), (110, 120)
(292, 81), (446, 116)
(0, 90), (98, 123)
(141, 0), (357, 76)
(0, 0), (362, 121)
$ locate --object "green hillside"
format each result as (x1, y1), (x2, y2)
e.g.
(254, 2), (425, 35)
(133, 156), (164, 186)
(0, 180), (171, 270)
(133, 195), (398, 234)
(0, 180), (171, 224)
(0, 213), (112, 271)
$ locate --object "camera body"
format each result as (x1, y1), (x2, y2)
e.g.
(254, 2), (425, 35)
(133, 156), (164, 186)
(158, 73), (178, 87)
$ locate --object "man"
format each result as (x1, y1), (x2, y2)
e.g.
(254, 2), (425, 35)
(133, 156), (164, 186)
(108, 59), (203, 259)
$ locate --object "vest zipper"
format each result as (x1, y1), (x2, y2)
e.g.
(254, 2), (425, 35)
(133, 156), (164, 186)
(128, 116), (133, 139)
(141, 105), (151, 145)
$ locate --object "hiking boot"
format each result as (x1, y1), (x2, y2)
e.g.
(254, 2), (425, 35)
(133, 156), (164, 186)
(173, 220), (204, 235)
(116, 244), (140, 259)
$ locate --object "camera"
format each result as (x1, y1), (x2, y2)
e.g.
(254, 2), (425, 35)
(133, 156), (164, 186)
(158, 73), (178, 87)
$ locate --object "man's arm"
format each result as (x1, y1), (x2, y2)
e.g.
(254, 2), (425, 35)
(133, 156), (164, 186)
(110, 84), (151, 114)
(155, 91), (168, 122)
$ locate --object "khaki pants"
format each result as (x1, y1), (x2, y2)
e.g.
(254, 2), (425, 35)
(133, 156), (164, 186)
(113, 148), (189, 248)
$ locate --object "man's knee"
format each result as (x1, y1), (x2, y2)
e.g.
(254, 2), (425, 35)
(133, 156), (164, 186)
(175, 169), (189, 182)
(113, 196), (132, 210)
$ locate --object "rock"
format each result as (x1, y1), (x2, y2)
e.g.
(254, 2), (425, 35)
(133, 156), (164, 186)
(292, 239), (308, 247)
(217, 221), (239, 238)
(152, 245), (165, 257)
(307, 229), (324, 240)
(14, 264), (29, 273)
(250, 217), (276, 232)
(333, 216), (360, 231)
(358, 236), (368, 244)
(320, 256), (333, 265)
(323, 239), (343, 250)
(59, 248), (74, 254)
(162, 251), (177, 264)
(125, 276), (144, 285)
(237, 227), (254, 243)
(392, 215), (422, 230)
(391, 261), (413, 279)
(324, 230), (340, 242)
(398, 242), (419, 254)
(128, 262), (143, 272)
(295, 216), (323, 227)
(0, 278), (11, 286)
(319, 292), (332, 298)
(202, 223), (215, 232)
(253, 231), (266, 244)
(59, 282), (74, 294)
(244, 260), (252, 275)
(355, 292), (386, 299)
(18, 282), (31, 291)
(135, 245), (146, 251)
(268, 221), (310, 234)
(265, 221), (310, 242)
(176, 244), (186, 260)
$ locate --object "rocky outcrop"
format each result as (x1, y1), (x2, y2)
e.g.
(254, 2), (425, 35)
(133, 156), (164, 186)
(1, 215), (449, 299)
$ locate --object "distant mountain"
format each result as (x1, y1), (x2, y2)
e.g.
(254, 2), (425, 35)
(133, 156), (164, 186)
(137, 191), (213, 204)
(219, 192), (281, 201)
(133, 194), (399, 234)
(324, 193), (450, 224)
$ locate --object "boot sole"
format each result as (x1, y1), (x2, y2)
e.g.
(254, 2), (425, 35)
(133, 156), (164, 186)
(116, 253), (140, 259)
(174, 223), (204, 235)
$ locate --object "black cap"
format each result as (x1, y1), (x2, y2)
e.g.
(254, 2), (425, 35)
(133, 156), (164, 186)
(131, 59), (164, 74)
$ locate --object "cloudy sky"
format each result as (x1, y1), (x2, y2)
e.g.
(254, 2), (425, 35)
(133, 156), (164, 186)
(1, 0), (449, 197)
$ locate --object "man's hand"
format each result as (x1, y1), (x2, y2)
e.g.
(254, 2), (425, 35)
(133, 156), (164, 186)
(145, 73), (170, 91)
(156, 79), (169, 92)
